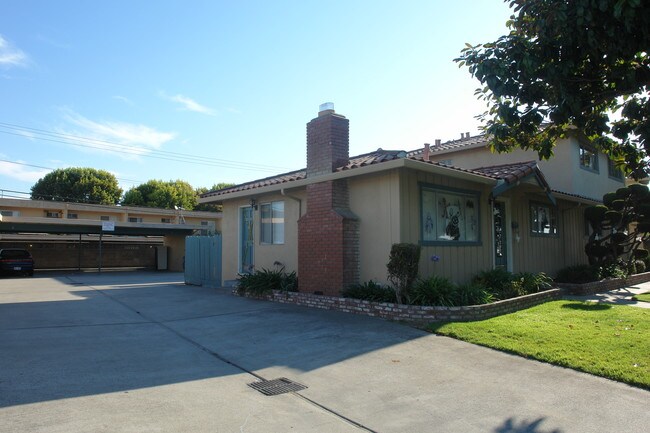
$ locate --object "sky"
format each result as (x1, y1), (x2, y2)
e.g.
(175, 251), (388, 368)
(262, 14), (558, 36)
(0, 1), (513, 199)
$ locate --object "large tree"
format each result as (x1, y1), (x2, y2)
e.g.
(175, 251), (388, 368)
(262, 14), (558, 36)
(31, 167), (122, 204)
(194, 182), (235, 212)
(122, 179), (198, 210)
(456, 0), (650, 179)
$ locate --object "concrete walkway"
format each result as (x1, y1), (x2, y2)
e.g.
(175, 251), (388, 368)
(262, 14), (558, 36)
(1, 272), (648, 433)
(565, 281), (650, 308)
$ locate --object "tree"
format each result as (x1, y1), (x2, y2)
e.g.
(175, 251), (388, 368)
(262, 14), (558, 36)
(194, 182), (235, 212)
(456, 0), (650, 179)
(31, 167), (122, 204)
(584, 184), (650, 268)
(122, 179), (197, 210)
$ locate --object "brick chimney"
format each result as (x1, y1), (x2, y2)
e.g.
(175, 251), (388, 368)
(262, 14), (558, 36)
(298, 103), (360, 296)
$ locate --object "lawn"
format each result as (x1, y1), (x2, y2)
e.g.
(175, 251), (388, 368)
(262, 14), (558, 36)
(633, 291), (650, 303)
(429, 301), (649, 389)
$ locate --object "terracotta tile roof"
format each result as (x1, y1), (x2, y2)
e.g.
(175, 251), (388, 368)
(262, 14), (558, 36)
(202, 169), (307, 198)
(473, 161), (538, 184)
(200, 151), (549, 200)
(407, 134), (489, 157)
(337, 149), (407, 171)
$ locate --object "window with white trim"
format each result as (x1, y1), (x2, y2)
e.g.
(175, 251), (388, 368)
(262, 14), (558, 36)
(129, 217), (143, 223)
(0, 210), (19, 217)
(67, 213), (78, 219)
(530, 202), (558, 235)
(46, 211), (60, 218)
(260, 201), (284, 245)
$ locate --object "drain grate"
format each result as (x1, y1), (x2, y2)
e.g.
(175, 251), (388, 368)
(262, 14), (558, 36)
(248, 378), (307, 396)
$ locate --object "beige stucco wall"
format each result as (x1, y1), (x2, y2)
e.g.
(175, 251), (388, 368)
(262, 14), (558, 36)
(163, 235), (186, 271)
(431, 136), (624, 201)
(220, 191), (305, 284)
(218, 165), (592, 288)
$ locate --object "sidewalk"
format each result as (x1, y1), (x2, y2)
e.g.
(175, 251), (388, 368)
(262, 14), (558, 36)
(564, 281), (650, 308)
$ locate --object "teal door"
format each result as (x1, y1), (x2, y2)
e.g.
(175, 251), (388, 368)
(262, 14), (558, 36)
(493, 201), (507, 268)
(240, 207), (254, 273)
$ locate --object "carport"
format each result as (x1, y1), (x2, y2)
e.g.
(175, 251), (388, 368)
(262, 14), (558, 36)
(0, 219), (202, 272)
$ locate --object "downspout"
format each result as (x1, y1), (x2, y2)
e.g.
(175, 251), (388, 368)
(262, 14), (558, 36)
(281, 189), (302, 219)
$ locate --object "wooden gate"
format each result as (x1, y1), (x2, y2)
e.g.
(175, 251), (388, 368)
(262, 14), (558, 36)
(184, 235), (222, 287)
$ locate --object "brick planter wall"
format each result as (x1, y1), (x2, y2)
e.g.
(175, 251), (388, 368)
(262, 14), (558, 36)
(234, 288), (562, 323)
(556, 271), (650, 296)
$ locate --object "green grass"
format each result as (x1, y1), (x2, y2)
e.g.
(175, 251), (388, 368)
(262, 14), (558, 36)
(429, 301), (650, 389)
(633, 291), (650, 303)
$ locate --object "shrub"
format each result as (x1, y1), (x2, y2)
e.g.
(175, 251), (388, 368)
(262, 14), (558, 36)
(456, 283), (495, 306)
(409, 276), (457, 306)
(386, 243), (421, 303)
(555, 264), (602, 284)
(633, 260), (646, 274)
(600, 262), (628, 279)
(237, 267), (298, 295)
(341, 281), (396, 303)
(472, 268), (515, 300)
(512, 272), (553, 294)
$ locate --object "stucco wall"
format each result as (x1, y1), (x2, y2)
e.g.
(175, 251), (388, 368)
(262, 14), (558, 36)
(431, 136), (624, 200)
(220, 191), (305, 284)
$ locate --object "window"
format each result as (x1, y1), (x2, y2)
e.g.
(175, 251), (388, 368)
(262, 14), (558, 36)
(608, 159), (624, 180)
(260, 201), (285, 244)
(161, 217), (172, 223)
(67, 213), (78, 219)
(579, 145), (598, 172)
(100, 216), (110, 221)
(421, 185), (480, 244)
(438, 159), (453, 166)
(45, 211), (60, 218)
(0, 210), (19, 217)
(530, 202), (558, 235)
(129, 217), (143, 223)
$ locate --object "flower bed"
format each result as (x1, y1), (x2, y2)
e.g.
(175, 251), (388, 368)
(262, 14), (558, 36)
(555, 271), (650, 296)
(234, 287), (562, 323)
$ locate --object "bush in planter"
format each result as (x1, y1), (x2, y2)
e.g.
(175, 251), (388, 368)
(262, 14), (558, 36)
(386, 243), (421, 304)
(341, 281), (396, 303)
(471, 268), (515, 300)
(408, 276), (457, 306)
(555, 264), (602, 284)
(237, 267), (298, 295)
(511, 272), (553, 294)
(455, 283), (495, 306)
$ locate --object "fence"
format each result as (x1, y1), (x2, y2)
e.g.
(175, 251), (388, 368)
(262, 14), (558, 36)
(184, 235), (222, 287)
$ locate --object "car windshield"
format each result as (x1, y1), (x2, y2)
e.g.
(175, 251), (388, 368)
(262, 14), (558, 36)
(1, 250), (31, 259)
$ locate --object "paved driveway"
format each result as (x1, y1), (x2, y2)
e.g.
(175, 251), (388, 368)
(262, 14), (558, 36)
(1, 272), (648, 433)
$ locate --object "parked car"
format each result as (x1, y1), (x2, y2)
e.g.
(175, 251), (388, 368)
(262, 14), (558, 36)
(0, 248), (35, 277)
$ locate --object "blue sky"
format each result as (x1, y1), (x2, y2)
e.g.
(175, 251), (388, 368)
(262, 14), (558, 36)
(0, 1), (512, 198)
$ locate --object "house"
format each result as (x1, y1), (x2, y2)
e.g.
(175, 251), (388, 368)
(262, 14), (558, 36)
(0, 197), (221, 271)
(199, 105), (621, 295)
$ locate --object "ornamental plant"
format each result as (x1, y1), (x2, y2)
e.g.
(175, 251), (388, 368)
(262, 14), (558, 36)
(386, 243), (421, 304)
(584, 184), (650, 268)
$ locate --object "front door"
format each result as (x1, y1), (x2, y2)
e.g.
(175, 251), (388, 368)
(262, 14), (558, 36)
(240, 207), (254, 273)
(493, 201), (508, 269)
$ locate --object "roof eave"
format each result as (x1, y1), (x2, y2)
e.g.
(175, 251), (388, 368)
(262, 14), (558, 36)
(200, 158), (498, 203)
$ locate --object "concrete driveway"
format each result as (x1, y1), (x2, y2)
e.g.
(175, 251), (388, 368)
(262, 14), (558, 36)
(1, 272), (648, 433)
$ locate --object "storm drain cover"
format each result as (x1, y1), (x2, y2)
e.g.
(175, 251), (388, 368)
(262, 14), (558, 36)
(247, 378), (307, 396)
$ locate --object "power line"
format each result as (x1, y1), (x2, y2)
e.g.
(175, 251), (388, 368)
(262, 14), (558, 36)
(0, 158), (143, 185)
(0, 121), (289, 173)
